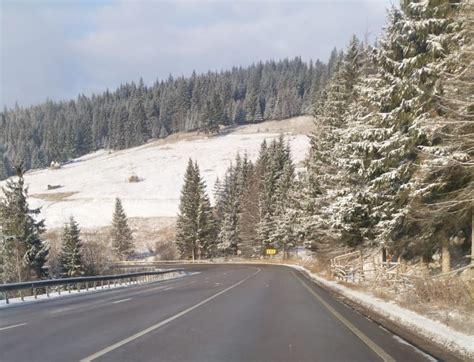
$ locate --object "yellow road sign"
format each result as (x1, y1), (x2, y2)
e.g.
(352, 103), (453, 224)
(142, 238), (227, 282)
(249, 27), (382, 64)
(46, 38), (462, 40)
(265, 248), (277, 255)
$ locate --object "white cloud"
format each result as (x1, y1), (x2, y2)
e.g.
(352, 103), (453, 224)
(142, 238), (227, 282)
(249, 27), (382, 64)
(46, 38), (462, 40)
(0, 0), (391, 108)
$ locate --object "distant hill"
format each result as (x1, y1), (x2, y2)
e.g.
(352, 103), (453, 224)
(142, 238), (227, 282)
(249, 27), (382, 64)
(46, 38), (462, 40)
(0, 53), (341, 180)
(0, 116), (312, 230)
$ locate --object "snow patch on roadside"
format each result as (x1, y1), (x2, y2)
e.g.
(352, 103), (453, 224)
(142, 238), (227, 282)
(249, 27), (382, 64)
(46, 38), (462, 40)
(286, 264), (474, 359)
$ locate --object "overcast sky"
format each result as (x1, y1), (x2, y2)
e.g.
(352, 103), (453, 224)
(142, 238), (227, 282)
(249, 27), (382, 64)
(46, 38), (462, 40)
(0, 0), (392, 109)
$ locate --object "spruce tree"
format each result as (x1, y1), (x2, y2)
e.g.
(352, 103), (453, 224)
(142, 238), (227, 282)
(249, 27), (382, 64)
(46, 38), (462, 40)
(194, 162), (216, 258)
(60, 216), (84, 277)
(401, 0), (472, 265)
(111, 198), (134, 260)
(305, 36), (367, 248)
(176, 159), (199, 258)
(0, 166), (48, 282)
(176, 159), (215, 259)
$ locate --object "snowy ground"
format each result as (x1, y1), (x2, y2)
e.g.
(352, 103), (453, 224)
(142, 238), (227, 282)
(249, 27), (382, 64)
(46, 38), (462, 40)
(286, 264), (474, 359)
(1, 117), (311, 229)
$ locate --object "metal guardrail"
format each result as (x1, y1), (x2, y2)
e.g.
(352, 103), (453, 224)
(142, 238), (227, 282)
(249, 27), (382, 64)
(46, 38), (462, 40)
(0, 269), (184, 304)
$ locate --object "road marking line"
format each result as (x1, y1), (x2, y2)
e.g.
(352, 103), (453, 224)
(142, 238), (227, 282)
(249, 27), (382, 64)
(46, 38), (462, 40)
(112, 298), (132, 304)
(0, 323), (28, 331)
(81, 267), (261, 362)
(145, 285), (168, 292)
(163, 287), (174, 291)
(293, 271), (395, 362)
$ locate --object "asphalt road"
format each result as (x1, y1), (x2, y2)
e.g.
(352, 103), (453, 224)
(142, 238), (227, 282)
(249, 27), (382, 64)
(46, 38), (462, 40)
(0, 264), (436, 362)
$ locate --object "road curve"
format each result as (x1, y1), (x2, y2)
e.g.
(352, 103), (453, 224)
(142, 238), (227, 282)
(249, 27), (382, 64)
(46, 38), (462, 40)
(0, 264), (435, 361)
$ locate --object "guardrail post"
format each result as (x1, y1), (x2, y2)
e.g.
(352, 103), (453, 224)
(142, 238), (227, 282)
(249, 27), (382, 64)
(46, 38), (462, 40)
(86, 282), (89, 291)
(4, 292), (8, 304)
(107, 280), (111, 289)
(33, 287), (37, 299)
(46, 286), (50, 297)
(77, 283), (81, 292)
(68, 284), (71, 294)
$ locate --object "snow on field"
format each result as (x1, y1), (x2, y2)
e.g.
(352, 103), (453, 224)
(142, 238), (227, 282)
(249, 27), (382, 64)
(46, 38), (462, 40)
(1, 119), (310, 229)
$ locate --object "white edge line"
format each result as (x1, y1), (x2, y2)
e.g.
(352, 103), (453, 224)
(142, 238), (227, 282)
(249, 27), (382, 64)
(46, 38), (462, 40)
(293, 271), (395, 362)
(111, 298), (132, 304)
(81, 267), (261, 362)
(0, 322), (28, 331)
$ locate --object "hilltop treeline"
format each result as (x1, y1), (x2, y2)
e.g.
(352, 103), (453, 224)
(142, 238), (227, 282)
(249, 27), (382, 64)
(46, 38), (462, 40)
(176, 0), (473, 267)
(0, 54), (342, 180)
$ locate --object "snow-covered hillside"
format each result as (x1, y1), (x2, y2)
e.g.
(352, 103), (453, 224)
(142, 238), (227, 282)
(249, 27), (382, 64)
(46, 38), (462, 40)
(3, 117), (311, 229)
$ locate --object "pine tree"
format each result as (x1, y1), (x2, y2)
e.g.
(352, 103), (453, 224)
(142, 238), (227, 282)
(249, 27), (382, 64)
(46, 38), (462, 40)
(194, 162), (216, 258)
(111, 198), (134, 260)
(0, 166), (48, 282)
(176, 159), (215, 259)
(60, 216), (84, 277)
(401, 0), (472, 266)
(305, 36), (368, 248)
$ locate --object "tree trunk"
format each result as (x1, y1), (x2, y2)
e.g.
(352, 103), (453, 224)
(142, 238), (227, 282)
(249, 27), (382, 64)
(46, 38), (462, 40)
(441, 238), (451, 274)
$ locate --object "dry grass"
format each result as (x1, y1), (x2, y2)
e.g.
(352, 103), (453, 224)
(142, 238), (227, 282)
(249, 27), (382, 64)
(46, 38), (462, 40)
(44, 216), (177, 257)
(233, 116), (315, 135)
(31, 191), (78, 202)
(139, 116), (314, 151)
(128, 175), (141, 183)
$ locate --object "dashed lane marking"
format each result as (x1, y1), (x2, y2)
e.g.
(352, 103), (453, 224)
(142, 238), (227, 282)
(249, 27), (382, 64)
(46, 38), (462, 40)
(0, 323), (28, 331)
(111, 298), (132, 304)
(81, 267), (261, 362)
